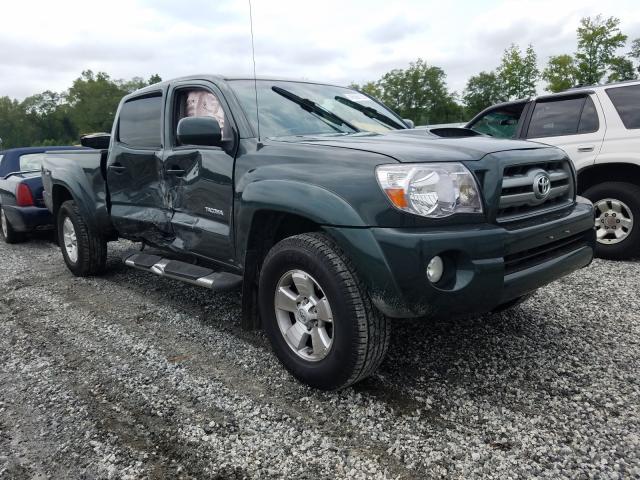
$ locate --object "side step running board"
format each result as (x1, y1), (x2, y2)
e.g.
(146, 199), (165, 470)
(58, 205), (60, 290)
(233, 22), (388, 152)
(124, 253), (242, 292)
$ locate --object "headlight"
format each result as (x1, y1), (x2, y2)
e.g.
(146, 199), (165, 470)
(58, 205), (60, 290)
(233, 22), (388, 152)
(376, 163), (483, 218)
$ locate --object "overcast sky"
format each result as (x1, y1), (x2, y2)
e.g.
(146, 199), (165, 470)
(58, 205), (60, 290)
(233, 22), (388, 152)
(2, 0), (639, 100)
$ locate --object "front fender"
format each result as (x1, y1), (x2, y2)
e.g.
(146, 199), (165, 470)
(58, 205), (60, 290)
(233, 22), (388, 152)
(235, 179), (367, 266)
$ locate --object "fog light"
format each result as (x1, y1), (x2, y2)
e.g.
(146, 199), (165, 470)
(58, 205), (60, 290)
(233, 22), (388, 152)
(427, 256), (444, 283)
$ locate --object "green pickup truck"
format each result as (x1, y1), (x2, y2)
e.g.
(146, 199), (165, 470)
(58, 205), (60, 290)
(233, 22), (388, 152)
(42, 75), (595, 390)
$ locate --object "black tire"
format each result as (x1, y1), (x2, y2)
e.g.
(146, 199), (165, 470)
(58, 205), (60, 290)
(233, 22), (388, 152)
(259, 232), (389, 390)
(57, 200), (107, 276)
(583, 182), (640, 260)
(0, 206), (25, 244)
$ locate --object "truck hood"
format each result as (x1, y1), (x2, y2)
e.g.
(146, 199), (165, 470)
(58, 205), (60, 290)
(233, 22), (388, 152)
(275, 129), (549, 163)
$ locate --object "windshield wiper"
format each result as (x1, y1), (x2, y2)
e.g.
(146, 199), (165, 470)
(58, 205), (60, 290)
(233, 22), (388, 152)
(334, 95), (406, 130)
(271, 86), (360, 133)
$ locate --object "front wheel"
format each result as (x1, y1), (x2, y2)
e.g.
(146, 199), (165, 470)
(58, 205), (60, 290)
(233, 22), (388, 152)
(583, 182), (640, 260)
(259, 232), (389, 390)
(57, 200), (107, 276)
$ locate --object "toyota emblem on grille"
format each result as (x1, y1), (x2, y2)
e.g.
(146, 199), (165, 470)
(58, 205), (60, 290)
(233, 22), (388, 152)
(533, 172), (551, 199)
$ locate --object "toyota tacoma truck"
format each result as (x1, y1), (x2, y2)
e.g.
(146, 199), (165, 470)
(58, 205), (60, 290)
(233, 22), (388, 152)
(42, 75), (595, 390)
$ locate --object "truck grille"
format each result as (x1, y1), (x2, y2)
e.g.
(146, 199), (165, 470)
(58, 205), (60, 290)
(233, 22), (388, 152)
(497, 160), (574, 222)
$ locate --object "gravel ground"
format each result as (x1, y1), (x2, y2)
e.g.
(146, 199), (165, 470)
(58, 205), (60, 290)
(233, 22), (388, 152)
(0, 237), (638, 480)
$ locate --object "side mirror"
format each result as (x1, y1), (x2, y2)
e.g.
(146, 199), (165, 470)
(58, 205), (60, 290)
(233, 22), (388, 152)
(81, 132), (111, 149)
(177, 116), (222, 147)
(403, 118), (415, 129)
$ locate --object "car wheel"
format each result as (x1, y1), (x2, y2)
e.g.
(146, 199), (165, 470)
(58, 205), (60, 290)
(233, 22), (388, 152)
(57, 200), (107, 276)
(583, 182), (640, 260)
(0, 206), (24, 244)
(259, 232), (389, 390)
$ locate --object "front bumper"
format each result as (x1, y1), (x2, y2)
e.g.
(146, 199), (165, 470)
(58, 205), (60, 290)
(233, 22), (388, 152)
(326, 197), (595, 318)
(3, 205), (54, 233)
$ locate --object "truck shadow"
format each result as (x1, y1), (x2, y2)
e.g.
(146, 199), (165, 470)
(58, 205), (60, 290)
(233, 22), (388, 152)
(92, 247), (625, 418)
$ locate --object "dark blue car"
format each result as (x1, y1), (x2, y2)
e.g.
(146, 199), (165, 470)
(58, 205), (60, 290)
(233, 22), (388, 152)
(0, 146), (86, 243)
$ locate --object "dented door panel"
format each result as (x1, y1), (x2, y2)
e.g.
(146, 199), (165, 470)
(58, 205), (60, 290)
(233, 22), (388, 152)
(164, 148), (235, 263)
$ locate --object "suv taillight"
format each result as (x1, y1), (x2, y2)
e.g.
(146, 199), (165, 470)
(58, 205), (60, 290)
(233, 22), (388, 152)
(16, 183), (34, 207)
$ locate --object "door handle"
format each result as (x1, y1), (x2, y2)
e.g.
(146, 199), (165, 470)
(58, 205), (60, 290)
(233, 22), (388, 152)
(108, 164), (126, 172)
(577, 145), (595, 152)
(166, 168), (185, 176)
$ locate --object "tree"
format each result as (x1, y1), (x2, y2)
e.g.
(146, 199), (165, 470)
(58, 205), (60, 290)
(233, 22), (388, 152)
(462, 71), (505, 117)
(0, 97), (36, 148)
(542, 55), (579, 92)
(497, 44), (539, 100)
(65, 70), (127, 134)
(352, 81), (382, 99)
(148, 74), (163, 85)
(575, 15), (627, 85)
(607, 56), (637, 82)
(630, 38), (640, 75)
(370, 59), (463, 125)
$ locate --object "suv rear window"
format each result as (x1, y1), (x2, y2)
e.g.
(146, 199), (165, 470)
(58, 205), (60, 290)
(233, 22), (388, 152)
(528, 96), (598, 138)
(118, 94), (163, 148)
(606, 84), (640, 129)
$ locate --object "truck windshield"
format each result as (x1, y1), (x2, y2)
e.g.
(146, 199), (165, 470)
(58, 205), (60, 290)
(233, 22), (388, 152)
(229, 80), (406, 138)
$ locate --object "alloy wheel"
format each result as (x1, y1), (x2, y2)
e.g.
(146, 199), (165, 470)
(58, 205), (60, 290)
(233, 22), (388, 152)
(62, 217), (79, 263)
(274, 269), (334, 362)
(594, 198), (634, 245)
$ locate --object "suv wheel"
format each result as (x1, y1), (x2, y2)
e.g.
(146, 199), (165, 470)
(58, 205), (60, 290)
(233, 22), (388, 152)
(583, 182), (640, 260)
(0, 207), (24, 244)
(259, 233), (389, 390)
(57, 200), (107, 276)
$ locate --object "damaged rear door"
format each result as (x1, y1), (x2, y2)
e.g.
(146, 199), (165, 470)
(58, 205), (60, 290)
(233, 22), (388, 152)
(162, 80), (236, 265)
(107, 91), (173, 244)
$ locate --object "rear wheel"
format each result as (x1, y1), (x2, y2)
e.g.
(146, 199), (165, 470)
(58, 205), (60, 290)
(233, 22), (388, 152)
(57, 200), (107, 276)
(259, 232), (389, 390)
(0, 207), (24, 244)
(583, 182), (640, 260)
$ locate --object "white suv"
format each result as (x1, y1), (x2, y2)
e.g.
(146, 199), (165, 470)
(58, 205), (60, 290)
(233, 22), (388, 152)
(467, 80), (640, 259)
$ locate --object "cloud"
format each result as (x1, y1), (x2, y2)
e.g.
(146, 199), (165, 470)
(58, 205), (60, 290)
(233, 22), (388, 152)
(0, 0), (639, 100)
(367, 16), (422, 43)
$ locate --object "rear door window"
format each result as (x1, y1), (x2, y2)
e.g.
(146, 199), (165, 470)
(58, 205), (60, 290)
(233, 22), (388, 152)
(118, 94), (163, 148)
(19, 153), (45, 171)
(606, 84), (640, 129)
(577, 96), (599, 133)
(527, 97), (588, 138)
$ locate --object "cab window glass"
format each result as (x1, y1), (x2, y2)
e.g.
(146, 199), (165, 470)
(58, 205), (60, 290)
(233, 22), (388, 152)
(175, 88), (228, 142)
(470, 107), (524, 138)
(119, 94), (163, 148)
(606, 85), (640, 129)
(528, 97), (585, 138)
(19, 153), (45, 171)
(577, 96), (599, 133)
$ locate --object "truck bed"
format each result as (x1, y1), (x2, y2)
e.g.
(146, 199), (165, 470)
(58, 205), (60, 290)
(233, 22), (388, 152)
(42, 149), (113, 236)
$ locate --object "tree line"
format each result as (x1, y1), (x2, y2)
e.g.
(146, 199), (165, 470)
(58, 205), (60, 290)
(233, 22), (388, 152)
(1, 15), (638, 148)
(353, 15), (639, 125)
(0, 71), (161, 149)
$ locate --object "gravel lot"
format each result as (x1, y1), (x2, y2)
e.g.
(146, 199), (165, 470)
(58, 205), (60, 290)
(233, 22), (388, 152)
(0, 237), (638, 479)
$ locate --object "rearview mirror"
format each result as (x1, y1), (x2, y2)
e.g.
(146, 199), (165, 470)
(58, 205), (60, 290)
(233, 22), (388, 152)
(403, 118), (415, 129)
(177, 117), (222, 147)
